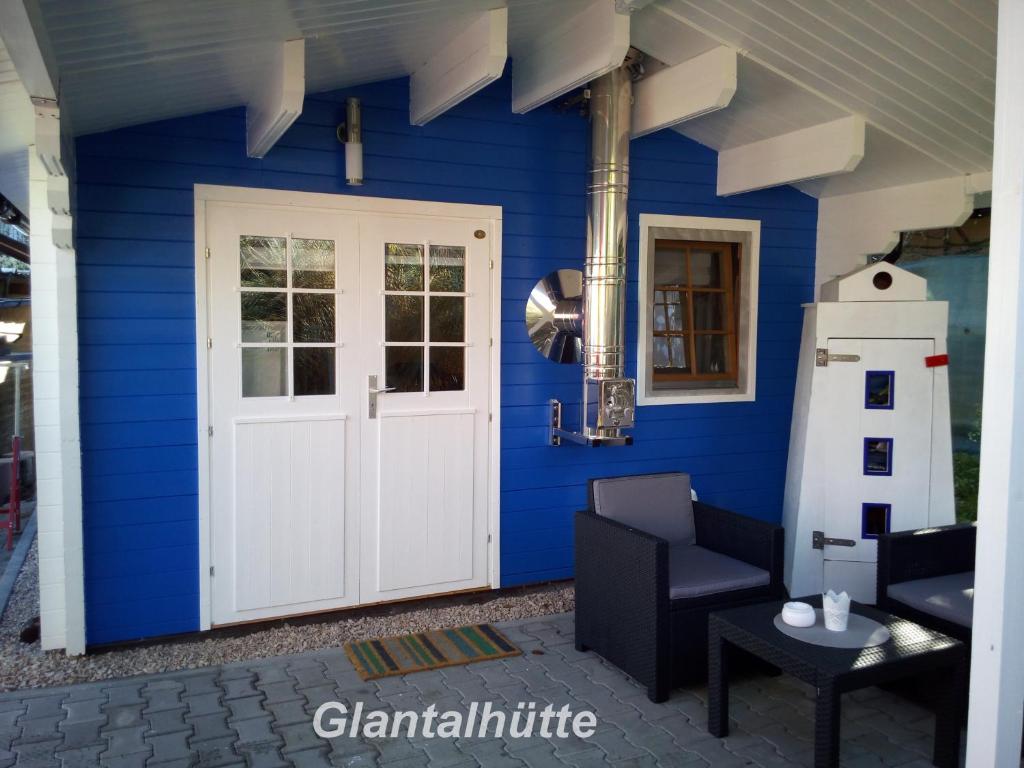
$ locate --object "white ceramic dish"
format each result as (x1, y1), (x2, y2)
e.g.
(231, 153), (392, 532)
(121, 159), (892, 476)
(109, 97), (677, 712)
(781, 601), (816, 628)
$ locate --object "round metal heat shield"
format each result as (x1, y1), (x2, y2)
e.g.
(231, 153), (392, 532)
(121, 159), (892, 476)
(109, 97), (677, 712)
(525, 269), (583, 363)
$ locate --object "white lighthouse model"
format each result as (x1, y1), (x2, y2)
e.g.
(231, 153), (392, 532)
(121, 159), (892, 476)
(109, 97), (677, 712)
(782, 261), (955, 603)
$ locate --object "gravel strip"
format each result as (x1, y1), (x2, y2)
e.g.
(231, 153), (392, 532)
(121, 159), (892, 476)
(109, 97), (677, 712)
(0, 539), (574, 691)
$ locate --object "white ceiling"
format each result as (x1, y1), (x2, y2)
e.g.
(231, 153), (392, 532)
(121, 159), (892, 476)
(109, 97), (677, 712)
(12, 0), (1000, 201)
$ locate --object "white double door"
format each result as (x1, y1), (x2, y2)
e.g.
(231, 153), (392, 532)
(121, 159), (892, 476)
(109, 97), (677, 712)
(206, 201), (493, 625)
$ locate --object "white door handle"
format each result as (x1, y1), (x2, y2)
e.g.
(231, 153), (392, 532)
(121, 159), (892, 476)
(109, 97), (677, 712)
(368, 375), (394, 419)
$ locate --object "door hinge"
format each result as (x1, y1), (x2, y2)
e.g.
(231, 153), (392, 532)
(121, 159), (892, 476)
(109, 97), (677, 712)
(208, 426), (214, 437)
(812, 530), (856, 549)
(209, 565), (215, 576)
(205, 247), (211, 260)
(489, 259), (494, 269)
(487, 534), (492, 543)
(815, 348), (861, 366)
(489, 338), (493, 348)
(207, 338), (213, 349)
(488, 413), (493, 422)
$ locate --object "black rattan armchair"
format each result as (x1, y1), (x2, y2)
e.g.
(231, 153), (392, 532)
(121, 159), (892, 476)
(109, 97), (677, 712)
(574, 472), (785, 702)
(876, 523), (975, 645)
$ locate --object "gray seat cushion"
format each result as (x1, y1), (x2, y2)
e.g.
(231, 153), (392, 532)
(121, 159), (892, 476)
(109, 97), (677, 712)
(887, 571), (974, 628)
(592, 473), (696, 545)
(668, 544), (770, 599)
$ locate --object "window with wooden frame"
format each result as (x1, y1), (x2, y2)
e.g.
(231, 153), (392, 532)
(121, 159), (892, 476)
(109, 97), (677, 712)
(652, 239), (740, 386)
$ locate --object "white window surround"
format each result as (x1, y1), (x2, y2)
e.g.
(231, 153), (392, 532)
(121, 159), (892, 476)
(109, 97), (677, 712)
(637, 213), (760, 406)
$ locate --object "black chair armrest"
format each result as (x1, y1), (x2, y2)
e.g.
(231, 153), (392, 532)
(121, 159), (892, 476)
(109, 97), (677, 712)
(574, 511), (669, 698)
(877, 523), (976, 604)
(692, 501), (784, 586)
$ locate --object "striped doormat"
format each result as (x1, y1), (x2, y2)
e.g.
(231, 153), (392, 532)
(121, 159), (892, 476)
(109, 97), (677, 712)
(345, 624), (521, 680)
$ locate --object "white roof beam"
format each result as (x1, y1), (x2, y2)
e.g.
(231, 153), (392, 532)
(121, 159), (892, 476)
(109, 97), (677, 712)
(717, 115), (866, 197)
(0, 0), (57, 101)
(815, 175), (977, 293)
(512, 0), (630, 114)
(246, 39), (305, 159)
(631, 47), (736, 139)
(410, 8), (507, 126)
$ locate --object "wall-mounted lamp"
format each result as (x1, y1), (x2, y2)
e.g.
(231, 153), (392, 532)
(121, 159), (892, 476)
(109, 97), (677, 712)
(337, 97), (363, 186)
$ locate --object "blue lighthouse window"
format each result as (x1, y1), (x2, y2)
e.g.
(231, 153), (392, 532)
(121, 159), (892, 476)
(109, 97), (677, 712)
(865, 371), (895, 409)
(863, 437), (893, 476)
(861, 503), (892, 539)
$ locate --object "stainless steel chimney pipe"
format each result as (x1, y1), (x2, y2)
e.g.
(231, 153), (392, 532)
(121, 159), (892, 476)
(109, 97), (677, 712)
(583, 66), (631, 384)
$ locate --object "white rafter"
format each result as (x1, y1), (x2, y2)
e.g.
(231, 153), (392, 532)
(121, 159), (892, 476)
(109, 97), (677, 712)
(717, 115), (865, 197)
(631, 46), (736, 139)
(511, 0), (630, 114)
(246, 39), (305, 159)
(410, 8), (507, 126)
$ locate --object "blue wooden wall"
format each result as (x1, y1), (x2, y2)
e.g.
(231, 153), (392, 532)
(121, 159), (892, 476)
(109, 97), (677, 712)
(74, 73), (816, 645)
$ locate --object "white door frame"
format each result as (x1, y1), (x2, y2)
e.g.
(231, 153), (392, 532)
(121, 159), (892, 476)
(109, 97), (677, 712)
(193, 184), (503, 630)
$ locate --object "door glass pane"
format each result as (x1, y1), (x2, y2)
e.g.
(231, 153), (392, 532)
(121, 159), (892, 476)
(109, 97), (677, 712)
(241, 292), (287, 342)
(653, 305), (667, 331)
(385, 243), (424, 290)
(293, 293), (335, 343)
(430, 347), (464, 391)
(385, 295), (424, 342)
(294, 347), (335, 396)
(695, 334), (727, 374)
(386, 346), (423, 392)
(690, 249), (721, 287)
(240, 235), (286, 287)
(293, 238), (335, 289)
(430, 296), (465, 342)
(692, 292), (724, 330)
(242, 348), (287, 397)
(429, 245), (465, 292)
(653, 245), (687, 285)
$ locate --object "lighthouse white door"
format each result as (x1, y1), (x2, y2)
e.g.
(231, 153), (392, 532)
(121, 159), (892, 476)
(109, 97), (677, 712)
(820, 338), (935, 600)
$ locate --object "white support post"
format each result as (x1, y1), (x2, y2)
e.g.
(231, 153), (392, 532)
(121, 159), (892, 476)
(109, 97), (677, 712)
(29, 104), (85, 655)
(717, 115), (865, 196)
(410, 8), (507, 126)
(246, 38), (305, 159)
(511, 0), (629, 114)
(631, 47), (736, 139)
(965, 0), (1024, 763)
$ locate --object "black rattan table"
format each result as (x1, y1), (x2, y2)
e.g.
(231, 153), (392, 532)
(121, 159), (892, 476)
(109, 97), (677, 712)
(707, 597), (967, 768)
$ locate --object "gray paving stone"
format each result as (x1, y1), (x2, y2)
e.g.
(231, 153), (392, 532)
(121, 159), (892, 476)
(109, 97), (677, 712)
(181, 673), (221, 698)
(145, 729), (192, 763)
(419, 737), (470, 767)
(57, 716), (106, 749)
(55, 744), (106, 768)
(144, 706), (190, 737)
(286, 746), (332, 767)
(101, 724), (150, 758)
(231, 714), (280, 748)
(103, 703), (145, 730)
(99, 751), (151, 768)
(221, 675), (260, 702)
(189, 735), (243, 767)
(62, 697), (105, 724)
(262, 698), (310, 727)
(15, 713), (66, 744)
(24, 695), (65, 721)
(259, 680), (304, 705)
(586, 727), (648, 761)
(225, 693), (267, 722)
(328, 751), (380, 768)
(276, 720), (332, 755)
(183, 692), (224, 718)
(13, 737), (63, 767)
(187, 712), (235, 744)
(291, 664), (331, 690)
(103, 686), (146, 709)
(141, 681), (184, 714)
